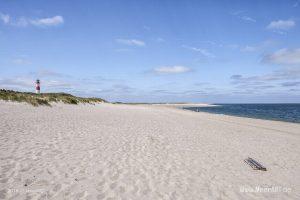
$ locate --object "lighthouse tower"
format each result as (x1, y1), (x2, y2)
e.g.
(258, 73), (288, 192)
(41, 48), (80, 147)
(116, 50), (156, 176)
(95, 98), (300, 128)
(35, 79), (40, 94)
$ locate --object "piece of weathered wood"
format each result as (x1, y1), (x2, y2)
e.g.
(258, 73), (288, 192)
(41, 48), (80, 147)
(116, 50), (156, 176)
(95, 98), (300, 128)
(244, 157), (267, 171)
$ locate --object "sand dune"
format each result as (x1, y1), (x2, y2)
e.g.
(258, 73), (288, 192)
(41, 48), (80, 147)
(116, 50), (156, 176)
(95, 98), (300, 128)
(0, 102), (299, 199)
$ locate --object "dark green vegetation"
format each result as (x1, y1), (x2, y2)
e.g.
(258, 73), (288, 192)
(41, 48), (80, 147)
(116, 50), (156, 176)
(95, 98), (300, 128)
(0, 89), (106, 106)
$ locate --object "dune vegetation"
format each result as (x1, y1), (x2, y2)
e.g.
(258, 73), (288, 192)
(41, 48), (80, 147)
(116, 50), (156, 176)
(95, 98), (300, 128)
(0, 89), (106, 106)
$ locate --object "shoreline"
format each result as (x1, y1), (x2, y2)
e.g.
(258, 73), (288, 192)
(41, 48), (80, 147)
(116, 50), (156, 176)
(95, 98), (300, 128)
(182, 107), (300, 124)
(150, 103), (300, 134)
(161, 103), (300, 124)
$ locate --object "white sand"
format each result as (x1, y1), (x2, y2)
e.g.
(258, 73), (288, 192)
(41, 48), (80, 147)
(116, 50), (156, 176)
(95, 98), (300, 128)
(0, 102), (299, 200)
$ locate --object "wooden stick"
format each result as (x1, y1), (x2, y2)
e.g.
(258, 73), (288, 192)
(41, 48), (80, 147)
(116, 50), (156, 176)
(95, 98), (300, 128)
(244, 157), (267, 171)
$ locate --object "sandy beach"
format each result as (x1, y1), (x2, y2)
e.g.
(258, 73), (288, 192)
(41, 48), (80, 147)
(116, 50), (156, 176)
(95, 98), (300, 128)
(0, 101), (299, 200)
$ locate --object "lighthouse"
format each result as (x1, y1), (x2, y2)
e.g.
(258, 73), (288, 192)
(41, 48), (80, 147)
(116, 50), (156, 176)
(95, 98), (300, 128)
(35, 79), (41, 94)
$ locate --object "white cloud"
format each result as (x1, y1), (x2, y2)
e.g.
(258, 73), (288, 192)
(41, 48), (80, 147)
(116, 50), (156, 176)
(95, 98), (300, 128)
(30, 16), (64, 27)
(15, 17), (29, 27)
(0, 72), (73, 92)
(0, 14), (64, 27)
(263, 48), (300, 65)
(116, 39), (145, 46)
(153, 66), (191, 74)
(0, 13), (10, 24)
(231, 11), (256, 23)
(182, 45), (215, 58)
(241, 40), (277, 53)
(267, 20), (295, 30)
(240, 16), (256, 22)
(230, 68), (300, 92)
(0, 77), (33, 89)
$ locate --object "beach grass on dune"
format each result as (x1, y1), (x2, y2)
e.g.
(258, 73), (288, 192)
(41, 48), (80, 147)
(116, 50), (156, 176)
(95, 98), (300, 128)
(0, 89), (106, 106)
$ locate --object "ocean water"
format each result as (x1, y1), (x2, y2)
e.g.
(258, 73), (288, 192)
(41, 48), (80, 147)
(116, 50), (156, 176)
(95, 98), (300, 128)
(184, 104), (300, 123)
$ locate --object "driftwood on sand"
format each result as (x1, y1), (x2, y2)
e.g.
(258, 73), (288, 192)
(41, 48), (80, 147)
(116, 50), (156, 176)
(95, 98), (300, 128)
(244, 157), (267, 171)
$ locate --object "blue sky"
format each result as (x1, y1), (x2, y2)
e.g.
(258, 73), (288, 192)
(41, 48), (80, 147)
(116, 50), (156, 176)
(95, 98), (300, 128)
(1, 0), (300, 103)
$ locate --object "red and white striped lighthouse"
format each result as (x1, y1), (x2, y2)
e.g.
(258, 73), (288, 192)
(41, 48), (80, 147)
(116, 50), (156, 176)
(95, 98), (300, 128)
(35, 79), (40, 94)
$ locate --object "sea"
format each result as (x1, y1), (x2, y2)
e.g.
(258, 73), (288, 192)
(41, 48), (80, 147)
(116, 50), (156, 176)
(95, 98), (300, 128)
(184, 104), (300, 123)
